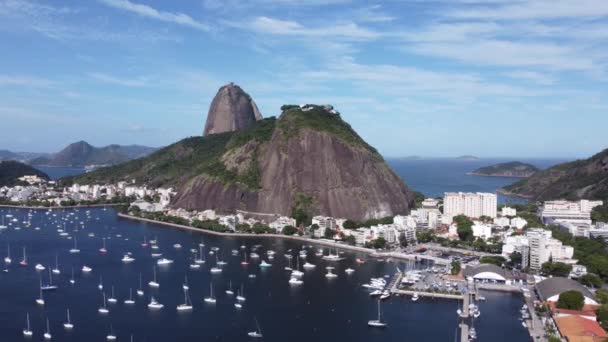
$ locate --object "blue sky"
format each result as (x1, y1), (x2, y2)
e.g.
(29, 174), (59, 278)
(0, 0), (607, 158)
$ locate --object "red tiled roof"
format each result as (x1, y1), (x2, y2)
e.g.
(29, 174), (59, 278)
(555, 316), (608, 341)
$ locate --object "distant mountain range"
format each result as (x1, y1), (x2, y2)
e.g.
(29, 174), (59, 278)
(502, 149), (608, 200)
(0, 141), (158, 168)
(29, 141), (158, 167)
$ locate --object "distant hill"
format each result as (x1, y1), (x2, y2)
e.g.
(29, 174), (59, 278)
(468, 161), (539, 178)
(30, 141), (158, 167)
(0, 160), (49, 187)
(0, 150), (19, 161)
(456, 155), (479, 160)
(502, 149), (608, 200)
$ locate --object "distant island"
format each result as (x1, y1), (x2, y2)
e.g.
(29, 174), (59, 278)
(468, 161), (539, 178)
(456, 155), (480, 160)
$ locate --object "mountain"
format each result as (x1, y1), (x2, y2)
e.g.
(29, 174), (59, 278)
(30, 141), (158, 167)
(0, 160), (49, 187)
(456, 155), (480, 160)
(0, 150), (19, 161)
(203, 83), (263, 136)
(502, 149), (608, 200)
(68, 103), (415, 221)
(468, 161), (539, 178)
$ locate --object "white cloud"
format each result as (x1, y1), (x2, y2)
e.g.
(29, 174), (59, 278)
(99, 0), (209, 31)
(244, 16), (378, 40)
(88, 72), (150, 87)
(448, 0), (608, 20)
(504, 70), (556, 85)
(0, 75), (56, 88)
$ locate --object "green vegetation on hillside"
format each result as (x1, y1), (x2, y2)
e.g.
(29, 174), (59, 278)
(470, 161), (538, 177)
(278, 105), (380, 157)
(0, 161), (49, 187)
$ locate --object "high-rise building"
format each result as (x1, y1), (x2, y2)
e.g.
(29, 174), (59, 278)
(443, 192), (497, 219)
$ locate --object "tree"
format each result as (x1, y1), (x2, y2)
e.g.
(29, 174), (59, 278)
(579, 273), (603, 288)
(342, 220), (358, 229)
(509, 252), (523, 267)
(454, 215), (474, 241)
(597, 289), (608, 305)
(541, 262), (572, 277)
(372, 237), (386, 249)
(451, 260), (461, 275)
(416, 231), (434, 243)
(324, 228), (336, 239)
(413, 191), (425, 208)
(399, 235), (409, 248)
(282, 225), (298, 236)
(596, 304), (608, 330)
(556, 290), (584, 311)
(344, 235), (356, 246)
(480, 255), (506, 267)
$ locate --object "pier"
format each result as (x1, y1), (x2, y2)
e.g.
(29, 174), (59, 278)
(388, 272), (464, 300)
(460, 294), (470, 342)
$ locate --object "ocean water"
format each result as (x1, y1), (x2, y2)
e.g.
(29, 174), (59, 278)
(387, 158), (566, 204)
(0, 207), (531, 341)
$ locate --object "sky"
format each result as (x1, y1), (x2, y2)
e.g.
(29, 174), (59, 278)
(0, 0), (607, 159)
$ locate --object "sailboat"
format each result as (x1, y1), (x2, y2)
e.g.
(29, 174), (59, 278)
(98, 276), (104, 290)
(19, 246), (28, 266)
(210, 255), (222, 273)
(236, 284), (246, 302)
(204, 282), (216, 303)
(63, 309), (74, 330)
(4, 243), (11, 264)
(98, 292), (109, 314)
(291, 257), (304, 277)
(108, 286), (117, 303)
(52, 254), (60, 275)
(148, 296), (164, 309)
(241, 250), (249, 266)
(99, 237), (108, 254)
(0, 215), (6, 229)
(195, 245), (205, 264)
(148, 266), (159, 288)
(41, 268), (58, 291)
(141, 235), (148, 247)
(69, 237), (80, 254)
(225, 280), (234, 295)
(368, 300), (387, 328)
(106, 324), (117, 340)
(124, 288), (135, 305)
(177, 288), (193, 311)
(70, 267), (75, 284)
(247, 317), (263, 338)
(43, 318), (52, 340)
(137, 273), (144, 296)
(36, 277), (45, 305)
(23, 313), (33, 336)
(182, 275), (189, 291)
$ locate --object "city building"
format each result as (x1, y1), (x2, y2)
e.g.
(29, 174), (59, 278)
(443, 192), (497, 219)
(269, 216), (297, 233)
(510, 217), (528, 230)
(501, 206), (517, 217)
(541, 200), (603, 225)
(536, 277), (598, 305)
(527, 229), (574, 270)
(472, 223), (492, 240)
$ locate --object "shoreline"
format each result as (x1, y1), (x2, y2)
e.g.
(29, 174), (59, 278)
(117, 213), (448, 264)
(495, 188), (533, 199)
(465, 172), (530, 179)
(0, 203), (126, 210)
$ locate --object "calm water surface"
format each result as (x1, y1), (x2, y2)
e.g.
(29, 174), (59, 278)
(0, 208), (530, 341)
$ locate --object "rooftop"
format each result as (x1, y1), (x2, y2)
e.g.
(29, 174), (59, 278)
(536, 277), (595, 301)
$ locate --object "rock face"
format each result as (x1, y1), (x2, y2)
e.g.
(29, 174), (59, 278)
(468, 161), (539, 178)
(502, 149), (608, 200)
(73, 103), (415, 221)
(203, 83), (263, 136)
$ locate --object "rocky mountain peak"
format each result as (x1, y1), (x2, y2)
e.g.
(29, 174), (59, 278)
(203, 83), (263, 136)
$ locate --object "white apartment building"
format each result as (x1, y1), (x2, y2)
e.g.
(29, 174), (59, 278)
(312, 216), (336, 231)
(510, 217), (528, 230)
(443, 192), (497, 219)
(501, 206), (517, 217)
(269, 216), (297, 233)
(472, 223), (492, 240)
(541, 200), (603, 225)
(527, 228), (574, 270)
(494, 217), (510, 227)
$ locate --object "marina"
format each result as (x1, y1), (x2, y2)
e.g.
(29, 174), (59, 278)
(0, 207), (530, 341)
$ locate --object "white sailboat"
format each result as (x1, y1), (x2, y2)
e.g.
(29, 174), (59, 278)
(204, 282), (216, 303)
(122, 253), (135, 263)
(52, 253), (60, 275)
(41, 268), (58, 291)
(69, 267), (75, 284)
(98, 275), (104, 290)
(148, 266), (159, 288)
(182, 275), (189, 291)
(195, 245), (205, 264)
(291, 257), (304, 277)
(4, 243), (11, 264)
(99, 237), (107, 254)
(108, 286), (117, 303)
(137, 273), (144, 296)
(177, 288), (193, 311)
(98, 292), (109, 314)
(225, 280), (234, 295)
(0, 215), (6, 229)
(69, 237), (80, 254)
(124, 288), (135, 305)
(236, 284), (246, 302)
(43, 318), (52, 340)
(106, 325), (117, 340)
(368, 300), (387, 328)
(20, 247), (28, 266)
(23, 313), (33, 336)
(148, 296), (164, 309)
(210, 255), (222, 273)
(81, 265), (92, 273)
(247, 317), (263, 338)
(63, 309), (74, 330)
(36, 277), (45, 305)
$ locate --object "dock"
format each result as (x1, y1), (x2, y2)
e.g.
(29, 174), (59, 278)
(460, 293), (470, 342)
(388, 272), (465, 300)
